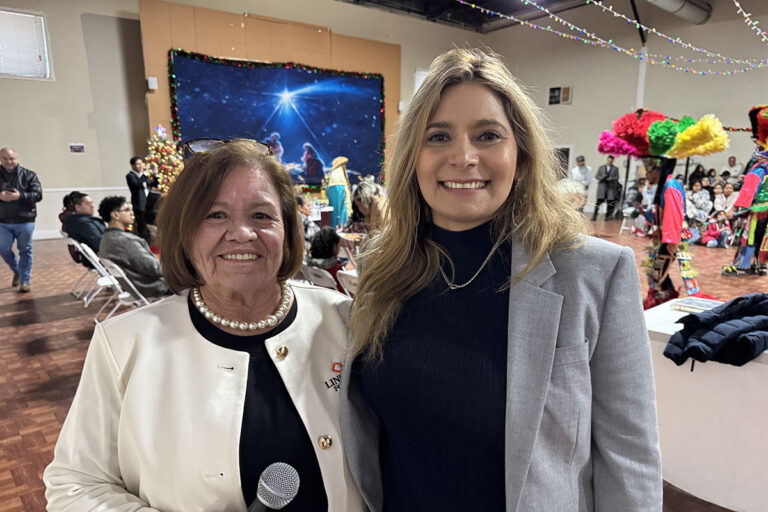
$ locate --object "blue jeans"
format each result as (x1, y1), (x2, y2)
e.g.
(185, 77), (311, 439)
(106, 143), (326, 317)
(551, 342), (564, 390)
(0, 222), (34, 284)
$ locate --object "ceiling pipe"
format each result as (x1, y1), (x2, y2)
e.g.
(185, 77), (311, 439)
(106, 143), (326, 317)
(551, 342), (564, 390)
(645, 0), (712, 25)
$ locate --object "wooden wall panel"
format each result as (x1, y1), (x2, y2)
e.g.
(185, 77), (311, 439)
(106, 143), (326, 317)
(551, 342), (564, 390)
(139, 0), (172, 68)
(267, 22), (294, 62)
(244, 17), (273, 61)
(169, 3), (196, 51)
(290, 26), (332, 68)
(138, 0), (400, 141)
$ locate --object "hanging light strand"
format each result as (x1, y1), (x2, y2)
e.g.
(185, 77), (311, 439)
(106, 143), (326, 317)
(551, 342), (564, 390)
(731, 0), (768, 45)
(584, 0), (756, 65)
(453, 0), (768, 76)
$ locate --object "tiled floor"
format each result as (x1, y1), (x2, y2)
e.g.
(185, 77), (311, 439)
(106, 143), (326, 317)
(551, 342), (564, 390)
(2, 221), (764, 511)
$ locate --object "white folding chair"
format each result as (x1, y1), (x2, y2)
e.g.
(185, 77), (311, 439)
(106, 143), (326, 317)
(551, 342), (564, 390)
(336, 269), (358, 297)
(300, 264), (339, 291)
(618, 213), (633, 235)
(98, 258), (151, 321)
(62, 236), (98, 298)
(76, 243), (119, 309)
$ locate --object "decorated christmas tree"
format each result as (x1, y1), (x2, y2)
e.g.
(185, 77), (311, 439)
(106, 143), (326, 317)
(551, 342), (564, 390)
(145, 124), (183, 195)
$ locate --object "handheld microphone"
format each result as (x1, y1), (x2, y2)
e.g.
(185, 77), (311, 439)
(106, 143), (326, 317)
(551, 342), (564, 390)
(247, 462), (300, 511)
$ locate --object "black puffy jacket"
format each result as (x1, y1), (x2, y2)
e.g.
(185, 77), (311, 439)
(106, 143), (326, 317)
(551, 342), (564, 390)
(664, 293), (768, 366)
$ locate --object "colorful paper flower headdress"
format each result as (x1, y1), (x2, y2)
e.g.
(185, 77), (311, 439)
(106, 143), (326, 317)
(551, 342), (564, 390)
(598, 108), (729, 158)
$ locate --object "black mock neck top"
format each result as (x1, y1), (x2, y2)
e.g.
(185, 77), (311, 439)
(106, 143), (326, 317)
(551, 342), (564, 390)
(357, 221), (511, 510)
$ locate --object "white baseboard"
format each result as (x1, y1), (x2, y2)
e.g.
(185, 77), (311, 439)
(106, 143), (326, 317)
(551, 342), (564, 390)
(34, 229), (65, 241)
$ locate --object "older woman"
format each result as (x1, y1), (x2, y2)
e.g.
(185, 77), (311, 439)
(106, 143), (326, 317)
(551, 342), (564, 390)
(341, 48), (661, 511)
(350, 181), (387, 233)
(44, 141), (362, 511)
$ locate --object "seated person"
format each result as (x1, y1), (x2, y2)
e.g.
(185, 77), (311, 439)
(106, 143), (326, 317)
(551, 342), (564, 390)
(685, 181), (713, 224)
(717, 170), (730, 188)
(700, 176), (715, 202)
(341, 199), (368, 234)
(97, 196), (169, 297)
(351, 181), (388, 233)
(714, 182), (740, 220)
(61, 191), (105, 253)
(622, 180), (652, 236)
(701, 210), (732, 248)
(307, 227), (346, 293)
(296, 193), (320, 244)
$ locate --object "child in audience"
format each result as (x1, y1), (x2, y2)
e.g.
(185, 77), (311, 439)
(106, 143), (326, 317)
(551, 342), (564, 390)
(686, 181), (713, 224)
(702, 210), (731, 248)
(308, 227), (346, 293)
(701, 176), (715, 202)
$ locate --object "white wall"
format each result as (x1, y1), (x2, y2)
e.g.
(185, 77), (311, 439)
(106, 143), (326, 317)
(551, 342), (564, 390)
(0, 0), (146, 238)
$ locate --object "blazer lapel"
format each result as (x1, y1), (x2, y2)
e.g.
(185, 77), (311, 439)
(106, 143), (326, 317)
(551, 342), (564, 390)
(505, 240), (563, 511)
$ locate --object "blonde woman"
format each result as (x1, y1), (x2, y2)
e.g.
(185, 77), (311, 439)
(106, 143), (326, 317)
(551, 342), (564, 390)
(340, 48), (661, 511)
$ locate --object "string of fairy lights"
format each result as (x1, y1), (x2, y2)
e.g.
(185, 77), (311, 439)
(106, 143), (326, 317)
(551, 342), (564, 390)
(584, 1), (759, 65)
(731, 0), (768, 45)
(453, 0), (768, 76)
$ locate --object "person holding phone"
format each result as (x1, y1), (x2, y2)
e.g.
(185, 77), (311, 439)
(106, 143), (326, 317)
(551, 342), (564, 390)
(0, 147), (42, 293)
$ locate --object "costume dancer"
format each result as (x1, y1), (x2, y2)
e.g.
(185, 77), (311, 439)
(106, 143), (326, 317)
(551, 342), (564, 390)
(643, 158), (699, 309)
(723, 106), (768, 276)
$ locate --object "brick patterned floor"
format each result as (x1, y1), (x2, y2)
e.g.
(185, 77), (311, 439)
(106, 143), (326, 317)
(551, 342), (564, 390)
(2, 222), (763, 511)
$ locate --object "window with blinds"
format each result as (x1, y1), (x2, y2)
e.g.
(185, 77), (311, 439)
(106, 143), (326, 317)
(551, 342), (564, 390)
(0, 9), (52, 79)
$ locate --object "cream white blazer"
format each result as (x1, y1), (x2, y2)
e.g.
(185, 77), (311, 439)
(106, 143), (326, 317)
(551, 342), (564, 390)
(44, 284), (363, 512)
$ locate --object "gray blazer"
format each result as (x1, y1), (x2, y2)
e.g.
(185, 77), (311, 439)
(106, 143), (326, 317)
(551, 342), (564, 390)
(339, 236), (662, 511)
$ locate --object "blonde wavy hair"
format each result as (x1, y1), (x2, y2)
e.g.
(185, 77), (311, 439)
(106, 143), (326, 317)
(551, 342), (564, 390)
(348, 47), (586, 359)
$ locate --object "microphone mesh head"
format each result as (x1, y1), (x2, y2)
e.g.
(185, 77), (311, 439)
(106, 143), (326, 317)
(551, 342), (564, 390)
(257, 462), (300, 509)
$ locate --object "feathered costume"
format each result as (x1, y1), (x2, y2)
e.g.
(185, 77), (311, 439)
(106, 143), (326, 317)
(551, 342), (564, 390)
(597, 109), (730, 308)
(726, 106), (768, 275)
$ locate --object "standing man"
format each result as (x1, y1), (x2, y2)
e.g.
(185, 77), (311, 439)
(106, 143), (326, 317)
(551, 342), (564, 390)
(569, 155), (592, 212)
(0, 147), (42, 292)
(593, 155), (621, 221)
(125, 156), (154, 243)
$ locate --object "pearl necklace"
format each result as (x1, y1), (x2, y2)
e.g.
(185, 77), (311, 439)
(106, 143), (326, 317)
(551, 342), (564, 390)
(191, 283), (293, 331)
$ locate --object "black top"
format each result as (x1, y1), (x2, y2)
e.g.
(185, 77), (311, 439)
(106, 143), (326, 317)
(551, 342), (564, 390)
(188, 295), (328, 510)
(63, 214), (105, 253)
(357, 221), (510, 511)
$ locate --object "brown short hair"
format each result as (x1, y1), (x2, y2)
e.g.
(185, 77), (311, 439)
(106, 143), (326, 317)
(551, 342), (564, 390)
(157, 140), (303, 292)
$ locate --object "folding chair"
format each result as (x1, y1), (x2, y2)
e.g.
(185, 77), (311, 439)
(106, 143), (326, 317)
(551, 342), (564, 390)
(97, 258), (151, 321)
(336, 269), (358, 297)
(618, 213), (633, 235)
(62, 236), (98, 298)
(73, 242), (118, 308)
(300, 264), (339, 290)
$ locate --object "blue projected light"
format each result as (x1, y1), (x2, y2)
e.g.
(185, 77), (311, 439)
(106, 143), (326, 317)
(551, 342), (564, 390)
(173, 53), (384, 184)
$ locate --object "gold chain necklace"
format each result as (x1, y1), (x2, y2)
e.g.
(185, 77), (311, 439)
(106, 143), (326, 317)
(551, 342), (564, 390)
(439, 241), (502, 290)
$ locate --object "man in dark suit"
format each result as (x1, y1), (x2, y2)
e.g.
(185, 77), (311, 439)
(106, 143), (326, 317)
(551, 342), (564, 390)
(125, 156), (155, 243)
(592, 155), (621, 221)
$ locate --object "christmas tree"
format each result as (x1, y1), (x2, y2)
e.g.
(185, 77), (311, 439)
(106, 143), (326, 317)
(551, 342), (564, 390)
(145, 125), (183, 195)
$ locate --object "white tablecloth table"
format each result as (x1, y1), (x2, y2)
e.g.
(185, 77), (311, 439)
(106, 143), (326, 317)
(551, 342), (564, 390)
(644, 299), (768, 512)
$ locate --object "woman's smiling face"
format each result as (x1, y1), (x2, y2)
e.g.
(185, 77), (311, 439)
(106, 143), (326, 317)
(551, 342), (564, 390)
(416, 82), (518, 231)
(191, 165), (285, 295)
